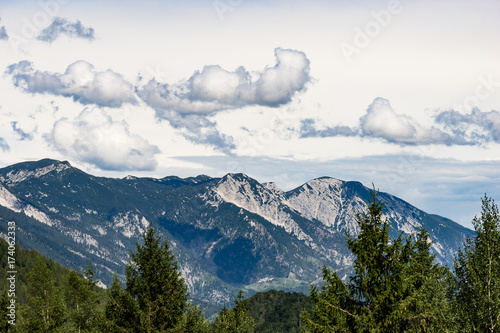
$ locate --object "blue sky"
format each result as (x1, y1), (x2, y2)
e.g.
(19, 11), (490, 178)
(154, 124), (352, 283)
(0, 0), (499, 229)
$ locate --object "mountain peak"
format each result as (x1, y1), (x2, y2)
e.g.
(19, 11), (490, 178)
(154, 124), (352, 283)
(289, 177), (345, 195)
(221, 172), (251, 181)
(0, 158), (72, 186)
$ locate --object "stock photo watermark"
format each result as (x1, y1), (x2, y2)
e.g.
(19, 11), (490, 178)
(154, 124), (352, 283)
(8, 0), (71, 51)
(454, 74), (500, 113)
(213, 0), (244, 21)
(380, 146), (435, 193)
(225, 108), (291, 173)
(339, 0), (403, 64)
(6, 221), (17, 326)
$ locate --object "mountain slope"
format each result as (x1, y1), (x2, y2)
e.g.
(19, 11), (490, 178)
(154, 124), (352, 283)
(0, 159), (474, 312)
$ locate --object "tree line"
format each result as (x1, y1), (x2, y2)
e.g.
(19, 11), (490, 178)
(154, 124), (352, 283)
(1, 189), (499, 332)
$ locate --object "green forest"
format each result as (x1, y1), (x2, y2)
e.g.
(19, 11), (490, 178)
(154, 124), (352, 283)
(1, 190), (500, 332)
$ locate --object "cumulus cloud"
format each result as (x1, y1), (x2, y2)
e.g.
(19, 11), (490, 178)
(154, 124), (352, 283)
(37, 17), (95, 43)
(435, 108), (500, 143)
(135, 48), (309, 152)
(5, 60), (136, 108)
(0, 138), (9, 151)
(359, 98), (455, 145)
(46, 107), (160, 171)
(137, 48), (310, 116)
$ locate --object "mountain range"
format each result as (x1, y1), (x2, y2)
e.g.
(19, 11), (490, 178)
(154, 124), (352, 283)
(0, 159), (474, 313)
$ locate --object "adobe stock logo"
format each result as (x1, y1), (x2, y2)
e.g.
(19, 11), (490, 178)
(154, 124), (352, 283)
(340, 0), (403, 64)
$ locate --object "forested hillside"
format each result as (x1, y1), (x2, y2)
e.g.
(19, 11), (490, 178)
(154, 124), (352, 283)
(0, 238), (106, 332)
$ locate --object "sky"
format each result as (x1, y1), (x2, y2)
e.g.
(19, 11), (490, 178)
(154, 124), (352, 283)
(0, 0), (499, 229)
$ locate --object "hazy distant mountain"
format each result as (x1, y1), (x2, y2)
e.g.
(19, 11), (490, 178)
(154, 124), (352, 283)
(0, 159), (474, 312)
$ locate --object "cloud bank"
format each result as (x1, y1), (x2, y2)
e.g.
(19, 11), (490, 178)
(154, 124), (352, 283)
(138, 48), (311, 115)
(37, 17), (95, 43)
(5, 60), (136, 108)
(301, 98), (499, 146)
(46, 107), (160, 171)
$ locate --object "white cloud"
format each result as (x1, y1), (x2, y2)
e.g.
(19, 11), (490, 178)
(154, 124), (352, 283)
(359, 98), (455, 145)
(37, 17), (95, 43)
(137, 48), (310, 115)
(5, 60), (137, 108)
(435, 108), (500, 143)
(46, 107), (160, 171)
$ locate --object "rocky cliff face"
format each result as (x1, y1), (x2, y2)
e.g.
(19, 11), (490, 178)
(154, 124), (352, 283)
(0, 159), (474, 312)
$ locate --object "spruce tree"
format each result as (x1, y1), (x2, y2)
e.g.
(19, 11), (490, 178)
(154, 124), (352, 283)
(304, 187), (451, 332)
(125, 224), (188, 332)
(389, 229), (453, 331)
(453, 195), (500, 332)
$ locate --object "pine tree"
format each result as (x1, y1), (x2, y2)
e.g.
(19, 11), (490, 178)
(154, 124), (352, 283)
(453, 195), (500, 332)
(23, 256), (66, 332)
(303, 187), (451, 332)
(125, 224), (188, 332)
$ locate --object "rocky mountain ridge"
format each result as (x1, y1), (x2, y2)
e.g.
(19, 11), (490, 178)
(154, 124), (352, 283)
(0, 159), (474, 312)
